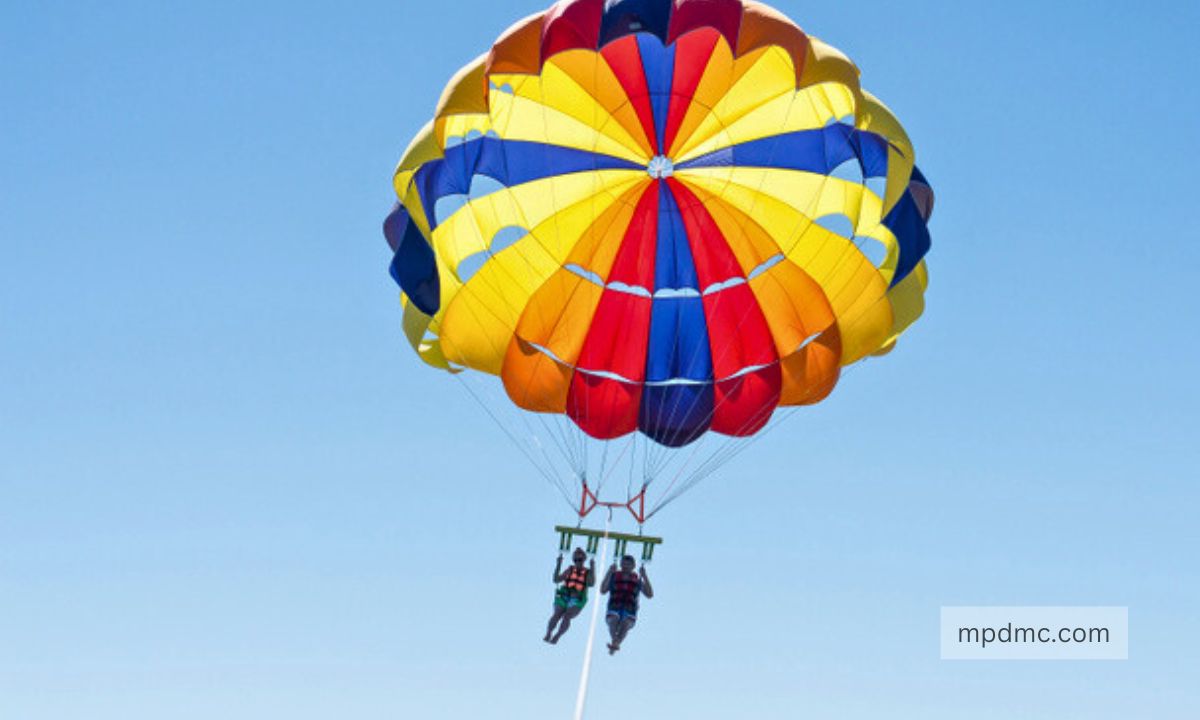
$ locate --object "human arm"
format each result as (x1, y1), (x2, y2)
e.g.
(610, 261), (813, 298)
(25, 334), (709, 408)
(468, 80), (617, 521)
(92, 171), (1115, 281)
(587, 559), (597, 587)
(600, 564), (615, 594)
(639, 565), (654, 599)
(552, 555), (564, 583)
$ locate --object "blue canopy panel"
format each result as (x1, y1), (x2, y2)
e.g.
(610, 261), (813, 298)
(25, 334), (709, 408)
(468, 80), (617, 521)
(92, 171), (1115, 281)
(640, 183), (714, 448)
(848, 128), (890, 178)
(882, 184), (932, 287)
(652, 183), (700, 292)
(636, 33), (676, 154)
(384, 203), (440, 316)
(599, 0), (673, 48)
(677, 125), (891, 179)
(640, 380), (713, 448)
(678, 127), (932, 286)
(409, 137), (642, 232)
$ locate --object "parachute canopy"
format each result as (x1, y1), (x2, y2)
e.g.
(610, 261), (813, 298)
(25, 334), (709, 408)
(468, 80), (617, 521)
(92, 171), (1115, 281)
(386, 0), (933, 451)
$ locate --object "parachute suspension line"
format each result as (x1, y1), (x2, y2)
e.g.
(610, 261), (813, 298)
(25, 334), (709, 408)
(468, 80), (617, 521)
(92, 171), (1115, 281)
(661, 392), (793, 513)
(451, 372), (576, 513)
(593, 439), (611, 498)
(561, 417), (584, 475)
(567, 418), (584, 471)
(698, 398), (779, 475)
(646, 434), (678, 491)
(575, 438), (648, 524)
(528, 420), (574, 500)
(465, 374), (570, 505)
(582, 426), (589, 493)
(643, 436), (655, 489)
(627, 433), (638, 502)
(648, 369), (794, 518)
(537, 414), (568, 468)
(520, 403), (567, 469)
(651, 413), (788, 517)
(657, 407), (802, 515)
(576, 419), (588, 483)
(646, 432), (722, 515)
(534, 412), (581, 480)
(573, 508), (611, 720)
(598, 435), (635, 492)
(641, 433), (651, 490)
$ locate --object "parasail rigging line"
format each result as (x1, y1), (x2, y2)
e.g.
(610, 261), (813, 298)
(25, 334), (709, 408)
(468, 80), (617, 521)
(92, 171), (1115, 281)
(573, 508), (610, 720)
(451, 372), (576, 512)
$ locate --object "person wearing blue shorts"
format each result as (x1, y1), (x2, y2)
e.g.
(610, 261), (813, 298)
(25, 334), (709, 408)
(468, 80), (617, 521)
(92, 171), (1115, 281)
(601, 554), (653, 654)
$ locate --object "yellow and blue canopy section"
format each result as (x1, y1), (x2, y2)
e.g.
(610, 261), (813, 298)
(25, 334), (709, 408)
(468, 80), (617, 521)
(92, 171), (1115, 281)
(384, 0), (934, 449)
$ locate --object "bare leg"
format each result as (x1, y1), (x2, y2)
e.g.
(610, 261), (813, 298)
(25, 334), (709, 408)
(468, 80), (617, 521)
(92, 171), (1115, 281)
(544, 607), (566, 642)
(606, 614), (620, 654)
(550, 606), (583, 643)
(614, 617), (636, 647)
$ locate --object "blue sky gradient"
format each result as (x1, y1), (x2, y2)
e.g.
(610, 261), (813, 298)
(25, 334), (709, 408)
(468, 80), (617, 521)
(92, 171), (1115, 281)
(3, 1), (1198, 718)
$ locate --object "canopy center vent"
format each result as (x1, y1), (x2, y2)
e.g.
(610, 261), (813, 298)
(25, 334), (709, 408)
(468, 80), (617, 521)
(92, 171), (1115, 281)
(647, 155), (674, 179)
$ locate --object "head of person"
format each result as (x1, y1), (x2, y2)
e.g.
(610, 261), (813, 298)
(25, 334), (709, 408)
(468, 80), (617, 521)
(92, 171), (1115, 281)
(572, 548), (587, 565)
(620, 555), (636, 572)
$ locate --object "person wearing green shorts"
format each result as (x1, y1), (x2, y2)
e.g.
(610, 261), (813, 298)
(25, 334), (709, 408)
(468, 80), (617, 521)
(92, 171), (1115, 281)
(544, 548), (595, 644)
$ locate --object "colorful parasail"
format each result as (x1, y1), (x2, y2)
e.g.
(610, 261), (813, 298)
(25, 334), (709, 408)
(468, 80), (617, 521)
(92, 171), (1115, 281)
(384, 0), (935, 517)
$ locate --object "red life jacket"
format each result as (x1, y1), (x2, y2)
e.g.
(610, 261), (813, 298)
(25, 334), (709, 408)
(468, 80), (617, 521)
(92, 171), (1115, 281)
(609, 571), (641, 609)
(562, 566), (589, 595)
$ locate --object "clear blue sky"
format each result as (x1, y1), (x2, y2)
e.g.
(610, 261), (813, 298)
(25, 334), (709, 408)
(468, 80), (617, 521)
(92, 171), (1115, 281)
(3, 1), (1198, 718)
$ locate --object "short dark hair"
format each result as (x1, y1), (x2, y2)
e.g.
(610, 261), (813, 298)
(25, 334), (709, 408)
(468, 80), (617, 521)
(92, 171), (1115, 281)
(621, 555), (636, 564)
